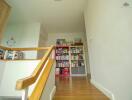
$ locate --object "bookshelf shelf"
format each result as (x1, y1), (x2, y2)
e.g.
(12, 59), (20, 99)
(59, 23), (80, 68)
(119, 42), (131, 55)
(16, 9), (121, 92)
(56, 46), (69, 48)
(56, 60), (69, 61)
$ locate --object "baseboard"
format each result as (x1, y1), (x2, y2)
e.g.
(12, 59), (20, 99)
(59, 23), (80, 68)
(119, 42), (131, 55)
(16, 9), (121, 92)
(91, 79), (115, 100)
(71, 74), (87, 77)
(50, 86), (56, 100)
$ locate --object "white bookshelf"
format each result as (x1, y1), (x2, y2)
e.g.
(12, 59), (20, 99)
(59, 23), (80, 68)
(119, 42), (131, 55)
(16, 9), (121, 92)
(69, 46), (87, 76)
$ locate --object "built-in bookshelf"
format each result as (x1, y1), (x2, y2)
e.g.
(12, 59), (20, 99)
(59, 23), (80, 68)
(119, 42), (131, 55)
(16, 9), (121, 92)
(55, 45), (86, 76)
(0, 49), (23, 60)
(55, 38), (86, 76)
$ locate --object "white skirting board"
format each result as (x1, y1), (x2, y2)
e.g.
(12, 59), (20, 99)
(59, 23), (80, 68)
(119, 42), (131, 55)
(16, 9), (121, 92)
(71, 74), (87, 77)
(50, 86), (56, 100)
(90, 79), (115, 100)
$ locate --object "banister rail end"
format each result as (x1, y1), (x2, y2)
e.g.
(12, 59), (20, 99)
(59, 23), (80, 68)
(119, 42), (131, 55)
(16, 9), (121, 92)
(16, 79), (24, 90)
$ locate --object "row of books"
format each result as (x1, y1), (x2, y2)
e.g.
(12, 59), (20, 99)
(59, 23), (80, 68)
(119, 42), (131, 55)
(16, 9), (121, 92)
(56, 61), (70, 68)
(56, 55), (69, 60)
(70, 47), (83, 54)
(71, 54), (83, 60)
(0, 49), (24, 60)
(0, 49), (5, 59)
(71, 61), (85, 67)
(56, 48), (69, 54)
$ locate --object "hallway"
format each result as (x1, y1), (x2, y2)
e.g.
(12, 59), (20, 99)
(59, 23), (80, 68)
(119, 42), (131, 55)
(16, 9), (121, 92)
(53, 76), (109, 100)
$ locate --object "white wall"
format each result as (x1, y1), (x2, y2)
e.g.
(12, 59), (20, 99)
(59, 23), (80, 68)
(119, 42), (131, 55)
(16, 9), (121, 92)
(37, 26), (48, 59)
(0, 60), (40, 98)
(1, 23), (40, 59)
(84, 0), (132, 100)
(43, 32), (87, 47)
(0, 61), (6, 85)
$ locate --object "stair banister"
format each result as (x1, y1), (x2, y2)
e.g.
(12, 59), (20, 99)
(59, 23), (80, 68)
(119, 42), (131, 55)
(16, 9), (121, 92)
(0, 45), (55, 100)
(16, 45), (54, 100)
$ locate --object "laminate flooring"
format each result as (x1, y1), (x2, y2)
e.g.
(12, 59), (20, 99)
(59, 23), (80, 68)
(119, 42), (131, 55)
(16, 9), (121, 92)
(53, 76), (109, 100)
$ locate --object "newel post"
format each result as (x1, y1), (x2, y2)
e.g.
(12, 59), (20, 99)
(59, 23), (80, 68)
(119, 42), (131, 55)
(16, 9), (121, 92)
(22, 87), (29, 100)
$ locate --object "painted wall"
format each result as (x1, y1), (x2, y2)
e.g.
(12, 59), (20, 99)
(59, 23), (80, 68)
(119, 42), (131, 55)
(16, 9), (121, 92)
(37, 26), (48, 59)
(0, 61), (6, 86)
(1, 23), (40, 59)
(84, 0), (132, 100)
(42, 32), (87, 47)
(38, 32), (90, 74)
(0, 60), (40, 98)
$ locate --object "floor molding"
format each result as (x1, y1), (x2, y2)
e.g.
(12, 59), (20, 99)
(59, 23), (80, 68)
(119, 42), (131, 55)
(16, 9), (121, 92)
(50, 86), (56, 100)
(71, 74), (87, 77)
(91, 79), (115, 100)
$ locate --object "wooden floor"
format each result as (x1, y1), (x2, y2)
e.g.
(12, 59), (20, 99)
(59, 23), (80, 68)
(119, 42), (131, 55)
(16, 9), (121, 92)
(53, 76), (109, 100)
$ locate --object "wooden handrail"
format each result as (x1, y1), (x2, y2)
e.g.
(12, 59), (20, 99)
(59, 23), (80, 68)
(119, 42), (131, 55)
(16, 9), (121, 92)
(0, 45), (49, 51)
(16, 45), (54, 90)
(0, 46), (11, 50)
(11, 47), (50, 51)
(0, 59), (40, 61)
(29, 58), (54, 100)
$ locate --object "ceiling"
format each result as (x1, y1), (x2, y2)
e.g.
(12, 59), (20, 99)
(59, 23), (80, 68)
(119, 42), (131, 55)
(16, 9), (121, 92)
(6, 0), (87, 33)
